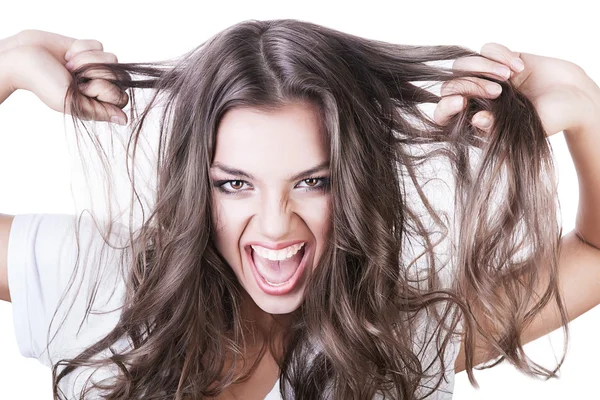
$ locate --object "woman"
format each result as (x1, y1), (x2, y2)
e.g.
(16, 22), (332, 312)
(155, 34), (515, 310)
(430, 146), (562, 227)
(0, 19), (599, 399)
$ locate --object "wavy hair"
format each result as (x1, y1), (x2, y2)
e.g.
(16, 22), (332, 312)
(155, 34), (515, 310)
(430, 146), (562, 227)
(47, 19), (566, 399)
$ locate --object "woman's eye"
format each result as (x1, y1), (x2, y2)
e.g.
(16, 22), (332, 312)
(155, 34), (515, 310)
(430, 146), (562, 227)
(215, 177), (329, 194)
(228, 180), (245, 190)
(217, 180), (250, 193)
(296, 177), (329, 190)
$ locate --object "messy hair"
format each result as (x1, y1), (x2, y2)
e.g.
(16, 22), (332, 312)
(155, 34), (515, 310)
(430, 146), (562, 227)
(49, 19), (565, 399)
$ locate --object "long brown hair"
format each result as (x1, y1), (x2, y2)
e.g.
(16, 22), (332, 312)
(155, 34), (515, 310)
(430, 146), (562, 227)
(48, 19), (566, 399)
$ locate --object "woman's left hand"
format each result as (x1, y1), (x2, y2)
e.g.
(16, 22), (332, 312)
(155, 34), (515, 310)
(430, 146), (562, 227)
(434, 42), (600, 137)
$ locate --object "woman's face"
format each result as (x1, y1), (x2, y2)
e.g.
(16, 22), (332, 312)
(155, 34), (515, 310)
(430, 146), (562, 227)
(210, 102), (331, 315)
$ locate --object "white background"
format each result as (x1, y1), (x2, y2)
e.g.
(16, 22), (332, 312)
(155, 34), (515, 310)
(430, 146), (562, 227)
(0, 1), (598, 398)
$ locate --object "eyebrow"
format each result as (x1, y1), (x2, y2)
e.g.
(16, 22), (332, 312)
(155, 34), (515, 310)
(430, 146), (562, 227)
(211, 161), (330, 182)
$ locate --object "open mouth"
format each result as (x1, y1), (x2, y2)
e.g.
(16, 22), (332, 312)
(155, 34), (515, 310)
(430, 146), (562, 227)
(245, 243), (309, 296)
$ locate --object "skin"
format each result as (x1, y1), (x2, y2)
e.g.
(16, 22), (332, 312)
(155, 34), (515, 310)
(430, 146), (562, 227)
(433, 44), (600, 372)
(0, 30), (127, 123)
(1, 31), (600, 382)
(210, 103), (331, 337)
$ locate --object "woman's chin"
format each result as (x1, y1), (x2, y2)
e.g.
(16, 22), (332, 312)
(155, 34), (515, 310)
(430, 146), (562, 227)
(252, 290), (304, 315)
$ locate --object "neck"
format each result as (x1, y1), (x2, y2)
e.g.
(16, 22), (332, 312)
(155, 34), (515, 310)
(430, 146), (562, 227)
(239, 290), (294, 361)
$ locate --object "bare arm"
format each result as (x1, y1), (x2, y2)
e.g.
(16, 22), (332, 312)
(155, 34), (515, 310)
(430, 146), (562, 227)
(0, 37), (24, 302)
(0, 31), (128, 302)
(0, 38), (18, 104)
(0, 39), (19, 302)
(0, 214), (15, 302)
(454, 60), (600, 373)
(0, 34), (18, 53)
(454, 229), (600, 372)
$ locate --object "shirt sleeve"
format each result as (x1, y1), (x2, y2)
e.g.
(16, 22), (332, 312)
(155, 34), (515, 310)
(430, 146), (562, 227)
(6, 213), (129, 368)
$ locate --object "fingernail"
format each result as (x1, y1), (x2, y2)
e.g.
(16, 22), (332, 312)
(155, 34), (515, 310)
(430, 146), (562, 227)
(487, 84), (502, 95)
(110, 116), (126, 126)
(65, 61), (73, 70)
(475, 115), (492, 128)
(511, 58), (525, 72)
(493, 66), (511, 79)
(65, 51), (71, 61)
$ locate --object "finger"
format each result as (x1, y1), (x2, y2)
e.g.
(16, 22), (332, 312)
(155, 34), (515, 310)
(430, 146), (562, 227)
(65, 39), (104, 61)
(79, 79), (129, 109)
(452, 56), (513, 81)
(472, 111), (494, 132)
(479, 42), (525, 74)
(17, 30), (76, 62)
(66, 50), (118, 70)
(79, 67), (121, 81)
(72, 96), (128, 124)
(66, 50), (120, 82)
(441, 77), (502, 99)
(433, 95), (466, 126)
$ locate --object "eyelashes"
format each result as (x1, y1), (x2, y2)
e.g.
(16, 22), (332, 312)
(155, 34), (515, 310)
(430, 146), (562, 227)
(213, 176), (331, 195)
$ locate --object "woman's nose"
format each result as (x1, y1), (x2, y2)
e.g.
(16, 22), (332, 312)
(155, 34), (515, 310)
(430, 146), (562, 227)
(258, 196), (293, 240)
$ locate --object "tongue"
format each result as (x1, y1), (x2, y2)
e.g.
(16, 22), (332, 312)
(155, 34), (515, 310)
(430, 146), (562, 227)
(252, 247), (304, 284)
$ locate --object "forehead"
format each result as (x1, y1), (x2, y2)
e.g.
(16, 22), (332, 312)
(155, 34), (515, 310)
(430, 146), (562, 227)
(213, 103), (329, 177)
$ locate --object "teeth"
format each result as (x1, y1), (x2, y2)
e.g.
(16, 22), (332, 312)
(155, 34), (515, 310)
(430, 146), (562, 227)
(251, 242), (305, 261)
(264, 279), (287, 286)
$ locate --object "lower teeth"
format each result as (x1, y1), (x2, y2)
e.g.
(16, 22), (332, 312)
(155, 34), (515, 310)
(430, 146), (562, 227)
(264, 278), (288, 286)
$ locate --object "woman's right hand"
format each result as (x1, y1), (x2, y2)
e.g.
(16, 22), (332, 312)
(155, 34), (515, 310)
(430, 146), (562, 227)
(2, 30), (128, 124)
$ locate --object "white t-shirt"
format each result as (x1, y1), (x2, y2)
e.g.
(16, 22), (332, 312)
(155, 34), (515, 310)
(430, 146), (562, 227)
(7, 213), (461, 399)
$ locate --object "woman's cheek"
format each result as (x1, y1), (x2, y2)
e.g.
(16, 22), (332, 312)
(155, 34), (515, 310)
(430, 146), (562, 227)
(212, 197), (253, 263)
(300, 195), (331, 263)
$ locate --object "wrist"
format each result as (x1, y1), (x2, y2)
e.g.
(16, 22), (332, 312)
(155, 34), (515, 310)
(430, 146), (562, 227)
(564, 84), (600, 138)
(0, 47), (21, 92)
(0, 33), (20, 54)
(0, 49), (17, 104)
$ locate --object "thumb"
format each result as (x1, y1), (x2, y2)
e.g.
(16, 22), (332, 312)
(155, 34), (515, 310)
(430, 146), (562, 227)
(65, 92), (128, 125)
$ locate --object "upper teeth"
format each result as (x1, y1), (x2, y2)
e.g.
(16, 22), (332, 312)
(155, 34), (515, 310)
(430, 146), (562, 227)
(251, 243), (305, 261)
